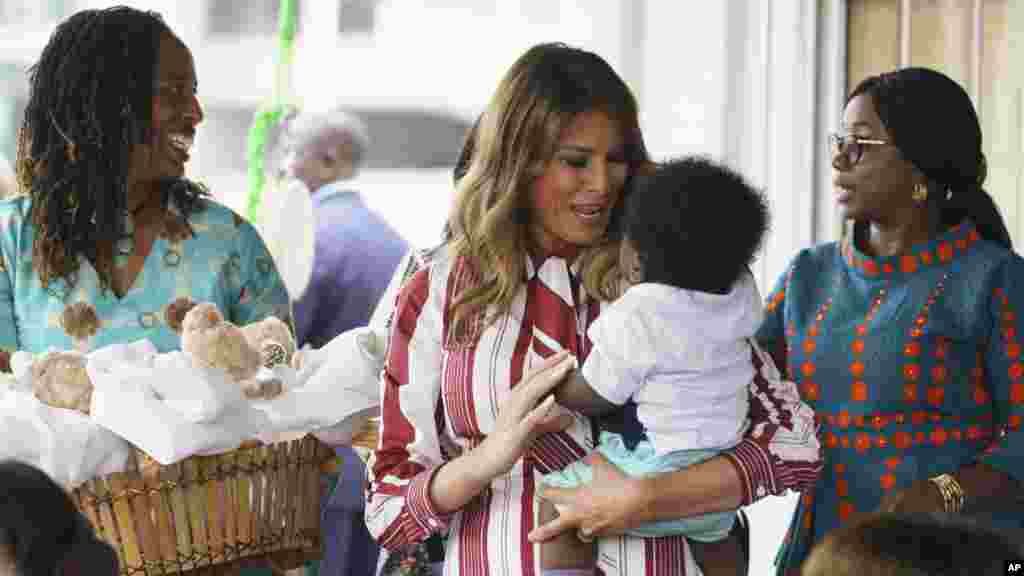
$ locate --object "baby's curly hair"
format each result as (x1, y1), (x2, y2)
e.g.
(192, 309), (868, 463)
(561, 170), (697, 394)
(624, 156), (769, 294)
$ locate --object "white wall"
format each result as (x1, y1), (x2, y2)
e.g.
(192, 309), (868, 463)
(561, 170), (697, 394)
(632, 1), (845, 289)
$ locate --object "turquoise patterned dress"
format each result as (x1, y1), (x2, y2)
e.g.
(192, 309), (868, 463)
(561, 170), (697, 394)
(0, 195), (291, 357)
(757, 221), (1024, 574)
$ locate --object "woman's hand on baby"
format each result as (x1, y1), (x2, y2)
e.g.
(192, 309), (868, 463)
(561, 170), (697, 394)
(476, 350), (576, 479)
(528, 452), (646, 543)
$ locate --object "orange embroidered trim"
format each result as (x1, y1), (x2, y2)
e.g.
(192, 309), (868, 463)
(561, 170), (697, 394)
(850, 286), (887, 402)
(843, 223), (979, 276)
(995, 288), (1024, 406)
(822, 425), (995, 452)
(792, 272), (841, 401)
(902, 272), (950, 405)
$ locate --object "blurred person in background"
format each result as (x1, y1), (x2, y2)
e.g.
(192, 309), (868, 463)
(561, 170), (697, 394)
(276, 108), (409, 576)
(282, 108), (409, 350)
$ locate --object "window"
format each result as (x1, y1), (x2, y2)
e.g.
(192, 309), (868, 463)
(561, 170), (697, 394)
(338, 0), (375, 34)
(206, 0), (302, 38)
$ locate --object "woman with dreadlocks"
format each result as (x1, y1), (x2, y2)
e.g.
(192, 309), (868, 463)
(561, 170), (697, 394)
(0, 6), (291, 366)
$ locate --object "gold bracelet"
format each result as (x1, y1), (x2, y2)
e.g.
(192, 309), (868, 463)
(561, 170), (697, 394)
(928, 473), (965, 514)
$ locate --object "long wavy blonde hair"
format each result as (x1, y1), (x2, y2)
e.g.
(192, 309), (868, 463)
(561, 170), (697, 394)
(446, 43), (650, 343)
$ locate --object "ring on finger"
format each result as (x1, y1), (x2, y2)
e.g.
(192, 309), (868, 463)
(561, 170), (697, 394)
(576, 528), (594, 543)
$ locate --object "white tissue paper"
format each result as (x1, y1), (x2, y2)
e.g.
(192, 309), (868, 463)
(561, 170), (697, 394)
(252, 326), (384, 446)
(10, 350), (36, 384)
(0, 389), (132, 488)
(88, 341), (245, 424)
(3, 318), (389, 479)
(150, 352), (246, 423)
(0, 371), (18, 393)
(87, 344), (272, 466)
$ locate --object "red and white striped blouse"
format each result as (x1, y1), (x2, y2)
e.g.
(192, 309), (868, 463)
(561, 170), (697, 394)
(366, 248), (822, 576)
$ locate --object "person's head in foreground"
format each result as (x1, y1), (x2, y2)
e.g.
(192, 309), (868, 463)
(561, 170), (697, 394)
(0, 460), (119, 576)
(801, 511), (1024, 576)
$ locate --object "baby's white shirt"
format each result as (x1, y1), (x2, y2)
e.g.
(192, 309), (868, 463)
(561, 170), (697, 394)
(581, 274), (763, 456)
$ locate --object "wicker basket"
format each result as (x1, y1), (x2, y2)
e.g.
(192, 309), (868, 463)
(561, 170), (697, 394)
(71, 435), (333, 575)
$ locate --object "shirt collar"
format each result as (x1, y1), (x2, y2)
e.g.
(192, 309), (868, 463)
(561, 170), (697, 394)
(842, 220), (981, 280)
(311, 181), (358, 203)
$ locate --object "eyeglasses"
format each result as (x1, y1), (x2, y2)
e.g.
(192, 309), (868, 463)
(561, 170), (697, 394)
(828, 133), (892, 166)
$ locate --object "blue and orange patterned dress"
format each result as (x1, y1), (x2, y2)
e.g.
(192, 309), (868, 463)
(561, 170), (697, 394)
(757, 220), (1024, 573)
(0, 195), (291, 357)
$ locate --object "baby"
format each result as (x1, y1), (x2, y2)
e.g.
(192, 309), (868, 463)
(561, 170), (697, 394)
(545, 156), (769, 544)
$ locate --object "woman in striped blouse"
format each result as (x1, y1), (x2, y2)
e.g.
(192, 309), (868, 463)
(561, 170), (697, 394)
(365, 42), (822, 576)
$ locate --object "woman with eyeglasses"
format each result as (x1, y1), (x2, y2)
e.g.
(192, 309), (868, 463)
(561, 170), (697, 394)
(531, 67), (1024, 574)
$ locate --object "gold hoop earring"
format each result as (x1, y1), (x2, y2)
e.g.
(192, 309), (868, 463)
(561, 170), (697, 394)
(912, 183), (929, 204)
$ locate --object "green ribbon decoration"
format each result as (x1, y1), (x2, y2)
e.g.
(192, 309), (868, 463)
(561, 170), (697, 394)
(245, 0), (298, 223)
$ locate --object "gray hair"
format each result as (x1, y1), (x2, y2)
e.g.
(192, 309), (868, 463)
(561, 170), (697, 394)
(287, 108), (370, 170)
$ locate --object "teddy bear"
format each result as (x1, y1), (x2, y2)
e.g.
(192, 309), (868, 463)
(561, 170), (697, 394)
(180, 302), (295, 399)
(29, 350), (94, 413)
(241, 313), (295, 370)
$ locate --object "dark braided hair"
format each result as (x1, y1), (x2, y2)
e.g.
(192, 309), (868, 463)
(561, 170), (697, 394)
(17, 6), (208, 296)
(849, 67), (1012, 250)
